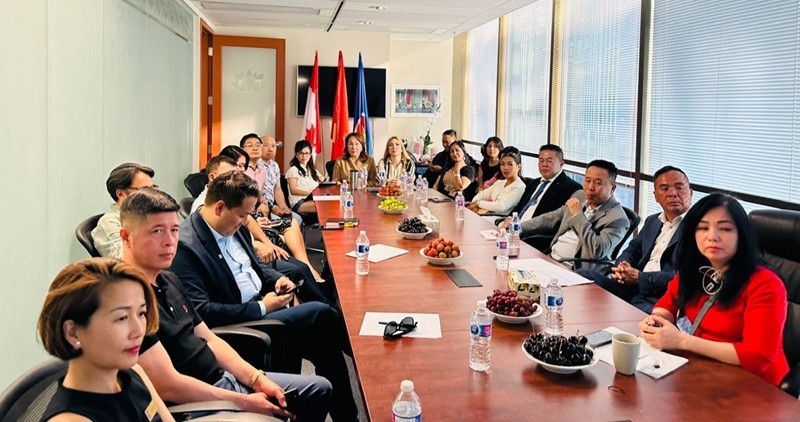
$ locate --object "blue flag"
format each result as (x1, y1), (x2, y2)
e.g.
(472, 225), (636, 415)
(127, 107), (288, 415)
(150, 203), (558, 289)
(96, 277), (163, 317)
(353, 53), (372, 155)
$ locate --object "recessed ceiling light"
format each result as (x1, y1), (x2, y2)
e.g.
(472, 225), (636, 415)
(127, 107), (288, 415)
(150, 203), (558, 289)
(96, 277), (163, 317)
(357, 20), (373, 25)
(369, 5), (387, 11)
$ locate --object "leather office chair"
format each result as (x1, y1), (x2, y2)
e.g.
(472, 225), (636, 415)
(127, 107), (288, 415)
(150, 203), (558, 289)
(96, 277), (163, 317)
(749, 209), (800, 398)
(0, 358), (277, 421)
(179, 197), (194, 219)
(184, 171), (208, 198)
(325, 160), (335, 180)
(74, 213), (104, 258)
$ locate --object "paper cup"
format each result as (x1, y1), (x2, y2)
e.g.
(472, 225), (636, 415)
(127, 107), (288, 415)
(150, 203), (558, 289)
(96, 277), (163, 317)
(612, 333), (641, 375)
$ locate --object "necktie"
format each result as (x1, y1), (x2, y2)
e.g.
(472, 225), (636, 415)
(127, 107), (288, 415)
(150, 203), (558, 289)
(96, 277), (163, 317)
(521, 180), (550, 221)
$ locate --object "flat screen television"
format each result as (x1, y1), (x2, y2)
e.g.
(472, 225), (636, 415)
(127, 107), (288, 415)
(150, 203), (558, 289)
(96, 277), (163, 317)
(296, 65), (386, 118)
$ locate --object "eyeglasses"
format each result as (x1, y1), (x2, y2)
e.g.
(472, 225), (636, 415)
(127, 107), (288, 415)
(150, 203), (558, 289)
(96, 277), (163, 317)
(380, 316), (417, 339)
(128, 185), (159, 191)
(296, 151), (312, 156)
(242, 142), (262, 148)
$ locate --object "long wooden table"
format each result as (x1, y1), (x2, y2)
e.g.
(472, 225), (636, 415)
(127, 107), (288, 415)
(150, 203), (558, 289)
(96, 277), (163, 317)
(315, 186), (800, 421)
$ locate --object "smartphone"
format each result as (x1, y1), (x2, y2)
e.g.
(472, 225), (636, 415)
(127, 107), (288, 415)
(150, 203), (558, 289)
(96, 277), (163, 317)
(268, 387), (298, 411)
(585, 329), (613, 348)
(277, 279), (304, 296)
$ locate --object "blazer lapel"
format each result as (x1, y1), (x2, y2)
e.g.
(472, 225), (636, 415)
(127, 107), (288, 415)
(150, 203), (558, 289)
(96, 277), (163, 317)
(190, 212), (239, 290)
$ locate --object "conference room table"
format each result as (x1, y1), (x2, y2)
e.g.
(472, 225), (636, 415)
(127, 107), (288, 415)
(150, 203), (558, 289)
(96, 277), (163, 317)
(313, 185), (800, 421)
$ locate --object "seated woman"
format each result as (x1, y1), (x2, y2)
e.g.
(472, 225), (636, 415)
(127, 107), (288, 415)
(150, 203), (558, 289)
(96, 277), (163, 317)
(476, 136), (503, 192)
(468, 146), (525, 215)
(377, 136), (415, 180)
(639, 193), (789, 386)
(38, 258), (173, 421)
(286, 140), (325, 214)
(331, 132), (378, 185)
(433, 140), (477, 200)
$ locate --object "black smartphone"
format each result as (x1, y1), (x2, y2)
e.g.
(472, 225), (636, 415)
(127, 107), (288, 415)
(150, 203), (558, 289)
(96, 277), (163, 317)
(268, 387), (298, 412)
(277, 279), (304, 296)
(585, 329), (613, 348)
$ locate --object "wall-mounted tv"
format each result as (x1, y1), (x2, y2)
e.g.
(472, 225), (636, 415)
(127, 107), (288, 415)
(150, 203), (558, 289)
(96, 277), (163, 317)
(296, 65), (386, 118)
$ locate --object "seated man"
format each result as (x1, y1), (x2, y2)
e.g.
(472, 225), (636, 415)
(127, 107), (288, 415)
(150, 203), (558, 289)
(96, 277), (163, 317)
(521, 160), (630, 271)
(577, 166), (692, 313)
(240, 133), (301, 224)
(119, 188), (331, 421)
(422, 129), (457, 187)
(92, 162), (155, 258)
(170, 171), (358, 421)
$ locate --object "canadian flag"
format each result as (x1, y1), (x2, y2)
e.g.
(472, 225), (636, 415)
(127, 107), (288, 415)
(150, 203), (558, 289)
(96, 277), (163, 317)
(302, 51), (322, 159)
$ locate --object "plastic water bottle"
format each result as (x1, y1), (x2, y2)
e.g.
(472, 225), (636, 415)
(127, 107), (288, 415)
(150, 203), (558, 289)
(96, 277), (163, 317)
(469, 300), (492, 372)
(455, 191), (465, 222)
(355, 230), (370, 276)
(508, 212), (521, 257)
(544, 277), (563, 336)
(495, 229), (509, 271)
(343, 191), (355, 220)
(339, 180), (349, 208)
(405, 172), (414, 197)
(391, 380), (421, 422)
(415, 175), (428, 204)
(378, 170), (387, 187)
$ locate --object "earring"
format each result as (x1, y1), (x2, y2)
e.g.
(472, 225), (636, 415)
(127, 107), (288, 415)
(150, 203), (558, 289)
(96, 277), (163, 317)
(74, 341), (81, 350)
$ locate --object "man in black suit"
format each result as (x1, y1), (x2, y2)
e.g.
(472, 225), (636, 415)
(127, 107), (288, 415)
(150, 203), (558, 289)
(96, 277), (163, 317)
(169, 171), (357, 421)
(577, 166), (693, 313)
(499, 144), (582, 250)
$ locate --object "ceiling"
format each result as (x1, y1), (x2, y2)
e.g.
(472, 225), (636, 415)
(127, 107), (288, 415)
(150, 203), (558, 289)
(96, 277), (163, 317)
(190, 0), (537, 42)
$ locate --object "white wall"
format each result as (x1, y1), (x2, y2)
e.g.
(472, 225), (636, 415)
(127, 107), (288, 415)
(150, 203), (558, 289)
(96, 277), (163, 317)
(0, 0), (196, 387)
(215, 26), (454, 168)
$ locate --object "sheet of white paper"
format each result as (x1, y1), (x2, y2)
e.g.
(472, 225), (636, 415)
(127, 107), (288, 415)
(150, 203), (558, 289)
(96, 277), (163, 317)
(312, 195), (341, 201)
(359, 312), (442, 339)
(345, 244), (409, 263)
(509, 258), (593, 287)
(480, 229), (499, 240)
(593, 326), (688, 379)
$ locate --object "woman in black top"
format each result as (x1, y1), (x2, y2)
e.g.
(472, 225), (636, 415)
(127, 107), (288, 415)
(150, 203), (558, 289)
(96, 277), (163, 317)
(38, 258), (172, 421)
(476, 136), (504, 192)
(433, 140), (478, 200)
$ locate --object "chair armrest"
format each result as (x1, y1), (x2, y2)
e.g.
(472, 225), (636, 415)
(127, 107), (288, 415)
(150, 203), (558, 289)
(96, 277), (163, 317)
(220, 320), (300, 374)
(170, 401), (285, 421)
(212, 326), (272, 371)
(780, 362), (800, 398)
(556, 258), (614, 274)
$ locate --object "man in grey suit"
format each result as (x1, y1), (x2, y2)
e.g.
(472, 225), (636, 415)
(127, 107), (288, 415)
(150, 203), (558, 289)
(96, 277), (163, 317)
(578, 166), (692, 312)
(521, 160), (629, 271)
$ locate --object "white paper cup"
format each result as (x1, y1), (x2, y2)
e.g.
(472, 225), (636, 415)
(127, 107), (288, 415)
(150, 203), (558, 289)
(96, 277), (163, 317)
(612, 333), (641, 375)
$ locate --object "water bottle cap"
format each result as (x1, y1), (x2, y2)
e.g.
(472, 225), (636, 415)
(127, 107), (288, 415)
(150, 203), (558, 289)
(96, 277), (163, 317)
(400, 380), (414, 392)
(477, 299), (487, 308)
(360, 230), (366, 235)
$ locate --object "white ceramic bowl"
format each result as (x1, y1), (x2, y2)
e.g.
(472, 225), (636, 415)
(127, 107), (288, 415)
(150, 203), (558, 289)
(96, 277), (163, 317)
(396, 226), (433, 240)
(521, 343), (599, 374)
(379, 205), (408, 215)
(488, 305), (543, 324)
(419, 247), (463, 266)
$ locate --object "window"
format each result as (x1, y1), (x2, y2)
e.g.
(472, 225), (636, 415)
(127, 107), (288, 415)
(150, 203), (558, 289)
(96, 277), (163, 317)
(556, 0), (641, 172)
(645, 0), (800, 211)
(466, 19), (499, 143)
(504, 0), (554, 158)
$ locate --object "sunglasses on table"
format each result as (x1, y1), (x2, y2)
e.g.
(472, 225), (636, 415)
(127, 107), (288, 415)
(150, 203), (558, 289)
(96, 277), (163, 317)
(380, 316), (418, 339)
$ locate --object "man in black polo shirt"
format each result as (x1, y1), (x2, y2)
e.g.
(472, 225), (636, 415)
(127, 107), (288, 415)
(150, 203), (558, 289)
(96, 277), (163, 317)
(120, 188), (331, 420)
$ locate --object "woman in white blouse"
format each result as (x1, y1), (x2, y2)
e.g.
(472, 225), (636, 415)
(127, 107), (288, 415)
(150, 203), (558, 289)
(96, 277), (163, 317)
(286, 140), (325, 214)
(377, 136), (415, 180)
(468, 146), (526, 215)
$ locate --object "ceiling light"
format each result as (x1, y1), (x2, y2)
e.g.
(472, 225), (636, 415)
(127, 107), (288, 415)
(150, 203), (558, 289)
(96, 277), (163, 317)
(357, 20), (373, 25)
(369, 5), (387, 11)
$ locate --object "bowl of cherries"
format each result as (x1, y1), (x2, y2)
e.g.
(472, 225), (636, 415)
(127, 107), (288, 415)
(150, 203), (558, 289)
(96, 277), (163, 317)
(521, 333), (598, 374)
(485, 289), (541, 324)
(396, 217), (433, 240)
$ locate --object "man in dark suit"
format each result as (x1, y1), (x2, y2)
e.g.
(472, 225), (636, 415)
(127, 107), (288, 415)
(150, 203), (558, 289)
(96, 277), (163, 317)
(423, 129), (457, 187)
(577, 166), (693, 313)
(169, 171), (358, 421)
(498, 145), (581, 250)
(520, 160), (630, 272)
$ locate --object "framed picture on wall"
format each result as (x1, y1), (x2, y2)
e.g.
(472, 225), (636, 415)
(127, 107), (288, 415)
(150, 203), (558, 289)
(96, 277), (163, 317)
(391, 85), (441, 117)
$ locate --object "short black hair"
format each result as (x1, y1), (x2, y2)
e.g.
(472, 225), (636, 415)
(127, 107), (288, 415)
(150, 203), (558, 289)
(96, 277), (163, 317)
(206, 155), (238, 175)
(587, 159), (618, 181)
(239, 133), (261, 148)
(105, 163), (155, 201)
(653, 165), (689, 184)
(119, 188), (179, 228)
(443, 129), (457, 139)
(539, 144), (564, 161)
(205, 171), (261, 209)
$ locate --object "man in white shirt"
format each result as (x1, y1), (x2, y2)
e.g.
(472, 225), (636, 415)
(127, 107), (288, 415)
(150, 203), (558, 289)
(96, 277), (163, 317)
(520, 160), (630, 271)
(577, 166), (693, 312)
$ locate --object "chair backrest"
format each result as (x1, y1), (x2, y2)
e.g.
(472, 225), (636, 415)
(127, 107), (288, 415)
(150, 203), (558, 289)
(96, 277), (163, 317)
(325, 160), (335, 180)
(179, 197), (194, 219)
(0, 358), (66, 421)
(749, 209), (800, 369)
(612, 206), (641, 260)
(75, 213), (104, 258)
(184, 171), (208, 198)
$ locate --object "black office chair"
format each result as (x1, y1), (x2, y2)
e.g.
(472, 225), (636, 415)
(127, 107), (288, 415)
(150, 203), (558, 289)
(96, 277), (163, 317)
(749, 209), (800, 398)
(179, 197), (194, 219)
(325, 160), (335, 180)
(184, 171), (208, 198)
(0, 359), (274, 421)
(75, 213), (104, 258)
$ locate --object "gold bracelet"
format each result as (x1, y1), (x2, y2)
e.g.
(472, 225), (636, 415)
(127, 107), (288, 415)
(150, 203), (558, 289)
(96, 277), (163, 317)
(248, 370), (262, 388)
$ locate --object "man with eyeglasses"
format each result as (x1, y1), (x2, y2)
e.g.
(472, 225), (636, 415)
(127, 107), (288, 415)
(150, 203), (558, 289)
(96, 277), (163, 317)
(92, 162), (157, 258)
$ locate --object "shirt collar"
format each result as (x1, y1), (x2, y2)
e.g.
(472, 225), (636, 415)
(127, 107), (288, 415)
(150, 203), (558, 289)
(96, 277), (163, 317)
(658, 210), (687, 225)
(544, 170), (563, 183)
(201, 214), (227, 245)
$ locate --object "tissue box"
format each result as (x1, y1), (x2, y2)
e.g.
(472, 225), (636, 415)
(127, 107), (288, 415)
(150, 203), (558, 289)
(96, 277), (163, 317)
(508, 268), (541, 303)
(418, 213), (440, 233)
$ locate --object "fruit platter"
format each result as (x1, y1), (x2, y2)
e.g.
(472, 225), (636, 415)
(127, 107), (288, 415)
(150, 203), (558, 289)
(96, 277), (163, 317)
(378, 197), (408, 214)
(420, 237), (462, 265)
(396, 217), (433, 239)
(521, 333), (598, 374)
(378, 179), (404, 197)
(485, 289), (542, 324)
